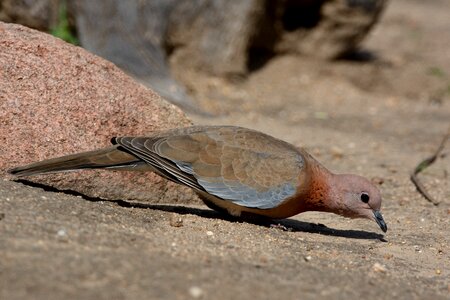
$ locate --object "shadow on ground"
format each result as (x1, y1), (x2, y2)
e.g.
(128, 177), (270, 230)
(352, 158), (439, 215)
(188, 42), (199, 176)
(16, 179), (386, 242)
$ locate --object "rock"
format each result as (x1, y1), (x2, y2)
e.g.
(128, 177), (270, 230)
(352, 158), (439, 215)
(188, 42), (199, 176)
(169, 215), (184, 227)
(0, 0), (57, 31)
(274, 0), (388, 58)
(0, 22), (196, 204)
(69, 0), (386, 110)
(2, 1), (386, 112)
(70, 0), (264, 77)
(70, 0), (206, 114)
(188, 286), (204, 298)
(372, 262), (387, 273)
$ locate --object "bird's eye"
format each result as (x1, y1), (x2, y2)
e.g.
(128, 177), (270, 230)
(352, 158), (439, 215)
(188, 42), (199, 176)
(360, 192), (370, 203)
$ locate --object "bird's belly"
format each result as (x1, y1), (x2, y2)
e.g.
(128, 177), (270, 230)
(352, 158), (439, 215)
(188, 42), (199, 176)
(198, 192), (306, 219)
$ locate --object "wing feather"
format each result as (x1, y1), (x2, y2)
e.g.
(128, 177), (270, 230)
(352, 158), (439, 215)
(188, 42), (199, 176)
(114, 126), (304, 209)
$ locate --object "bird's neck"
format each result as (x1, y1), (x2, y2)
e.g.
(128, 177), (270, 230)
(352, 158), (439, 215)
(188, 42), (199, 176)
(302, 162), (344, 214)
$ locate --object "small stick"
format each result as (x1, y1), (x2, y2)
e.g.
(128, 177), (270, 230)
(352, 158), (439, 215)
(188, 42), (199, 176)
(410, 125), (450, 206)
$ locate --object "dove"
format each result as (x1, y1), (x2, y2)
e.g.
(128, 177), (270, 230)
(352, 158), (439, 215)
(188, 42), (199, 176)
(8, 125), (387, 232)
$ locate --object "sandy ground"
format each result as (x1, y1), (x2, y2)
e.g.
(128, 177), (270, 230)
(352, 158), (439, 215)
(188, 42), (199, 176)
(1, 0), (449, 299)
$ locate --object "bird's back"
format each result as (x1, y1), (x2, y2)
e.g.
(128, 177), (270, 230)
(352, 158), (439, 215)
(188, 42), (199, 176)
(115, 126), (306, 209)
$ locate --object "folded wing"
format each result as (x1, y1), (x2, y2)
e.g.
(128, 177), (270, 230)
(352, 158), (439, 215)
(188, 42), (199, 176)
(114, 126), (304, 209)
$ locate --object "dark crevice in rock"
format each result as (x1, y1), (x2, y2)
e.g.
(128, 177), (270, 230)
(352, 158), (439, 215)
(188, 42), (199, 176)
(337, 48), (378, 62)
(246, 0), (326, 72)
(281, 0), (324, 31)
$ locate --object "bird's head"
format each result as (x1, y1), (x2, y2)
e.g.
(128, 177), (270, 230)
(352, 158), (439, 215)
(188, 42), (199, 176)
(332, 174), (387, 233)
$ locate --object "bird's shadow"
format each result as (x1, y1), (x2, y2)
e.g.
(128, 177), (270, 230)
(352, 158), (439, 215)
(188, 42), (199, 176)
(16, 179), (386, 241)
(114, 199), (386, 241)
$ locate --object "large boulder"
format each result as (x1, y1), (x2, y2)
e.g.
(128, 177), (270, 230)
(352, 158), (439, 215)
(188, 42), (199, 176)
(71, 0), (387, 78)
(0, 22), (196, 203)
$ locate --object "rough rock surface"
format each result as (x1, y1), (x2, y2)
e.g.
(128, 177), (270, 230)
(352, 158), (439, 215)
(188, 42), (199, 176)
(0, 22), (195, 203)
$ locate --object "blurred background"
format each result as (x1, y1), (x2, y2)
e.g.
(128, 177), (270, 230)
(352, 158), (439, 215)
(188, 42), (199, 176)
(1, 0), (449, 120)
(2, 1), (448, 118)
(0, 0), (389, 112)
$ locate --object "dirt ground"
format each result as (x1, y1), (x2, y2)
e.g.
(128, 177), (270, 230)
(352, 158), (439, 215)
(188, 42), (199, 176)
(1, 0), (449, 299)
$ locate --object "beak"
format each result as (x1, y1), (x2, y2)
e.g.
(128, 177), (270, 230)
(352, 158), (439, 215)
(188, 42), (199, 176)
(373, 210), (387, 233)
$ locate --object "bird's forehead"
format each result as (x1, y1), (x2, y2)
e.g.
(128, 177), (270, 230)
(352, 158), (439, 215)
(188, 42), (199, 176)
(371, 187), (382, 204)
(364, 182), (382, 209)
(341, 174), (382, 199)
(365, 180), (381, 199)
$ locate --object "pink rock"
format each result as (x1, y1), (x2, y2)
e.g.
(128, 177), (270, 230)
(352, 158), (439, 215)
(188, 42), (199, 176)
(0, 22), (196, 203)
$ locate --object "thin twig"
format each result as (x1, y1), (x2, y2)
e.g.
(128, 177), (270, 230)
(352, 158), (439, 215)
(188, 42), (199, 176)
(410, 125), (450, 206)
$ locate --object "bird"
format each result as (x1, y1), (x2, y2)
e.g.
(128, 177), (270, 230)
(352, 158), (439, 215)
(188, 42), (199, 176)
(8, 125), (387, 232)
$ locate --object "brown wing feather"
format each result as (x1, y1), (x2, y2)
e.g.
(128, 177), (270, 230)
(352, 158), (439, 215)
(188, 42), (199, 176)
(115, 126), (305, 209)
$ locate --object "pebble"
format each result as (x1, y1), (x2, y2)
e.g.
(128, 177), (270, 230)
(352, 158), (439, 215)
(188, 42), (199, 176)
(169, 215), (184, 227)
(57, 229), (67, 237)
(372, 262), (387, 273)
(269, 223), (290, 231)
(383, 254), (393, 260)
(56, 229), (69, 242)
(189, 286), (203, 298)
(314, 111), (329, 119)
(206, 231), (214, 236)
(371, 177), (384, 185)
(330, 146), (344, 159)
(304, 255), (312, 262)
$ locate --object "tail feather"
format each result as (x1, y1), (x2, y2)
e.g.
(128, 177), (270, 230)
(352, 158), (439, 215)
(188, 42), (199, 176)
(7, 146), (142, 177)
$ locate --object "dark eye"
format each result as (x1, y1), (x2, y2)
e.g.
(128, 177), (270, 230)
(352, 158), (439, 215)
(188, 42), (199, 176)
(360, 193), (370, 203)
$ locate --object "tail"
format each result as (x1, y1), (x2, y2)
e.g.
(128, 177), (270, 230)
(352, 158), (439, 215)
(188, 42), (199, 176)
(7, 146), (143, 177)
